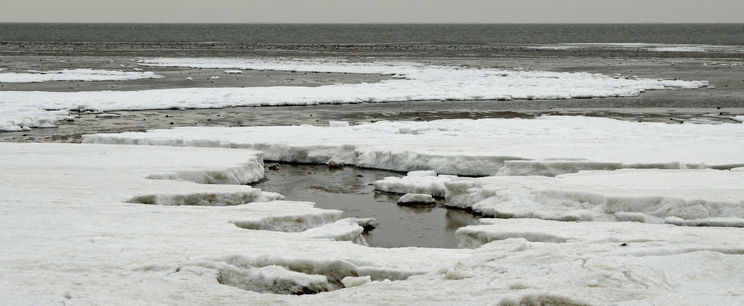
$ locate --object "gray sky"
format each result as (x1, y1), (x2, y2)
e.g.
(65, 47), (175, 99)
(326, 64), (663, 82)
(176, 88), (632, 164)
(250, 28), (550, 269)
(2, 0), (743, 23)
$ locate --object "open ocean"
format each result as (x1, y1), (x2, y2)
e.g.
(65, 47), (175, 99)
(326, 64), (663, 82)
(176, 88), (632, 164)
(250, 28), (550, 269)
(0, 23), (742, 45)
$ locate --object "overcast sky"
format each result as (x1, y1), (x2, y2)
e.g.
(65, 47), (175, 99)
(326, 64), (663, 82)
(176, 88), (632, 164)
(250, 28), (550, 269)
(2, 0), (742, 23)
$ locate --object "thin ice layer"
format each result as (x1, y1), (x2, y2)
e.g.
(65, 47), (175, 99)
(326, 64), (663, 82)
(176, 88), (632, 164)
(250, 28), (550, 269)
(86, 116), (744, 176)
(1, 57), (706, 131)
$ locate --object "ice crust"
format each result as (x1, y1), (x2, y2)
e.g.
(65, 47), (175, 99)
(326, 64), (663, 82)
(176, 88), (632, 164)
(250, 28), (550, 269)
(0, 68), (162, 83)
(3, 142), (744, 304)
(86, 116), (744, 176)
(1, 57), (706, 131)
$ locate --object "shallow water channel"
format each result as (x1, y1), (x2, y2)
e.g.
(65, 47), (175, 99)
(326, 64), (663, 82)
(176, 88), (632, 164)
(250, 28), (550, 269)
(252, 163), (480, 248)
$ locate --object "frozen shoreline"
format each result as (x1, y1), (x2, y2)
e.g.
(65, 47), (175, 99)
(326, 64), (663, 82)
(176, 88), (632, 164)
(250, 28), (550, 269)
(0, 57), (707, 132)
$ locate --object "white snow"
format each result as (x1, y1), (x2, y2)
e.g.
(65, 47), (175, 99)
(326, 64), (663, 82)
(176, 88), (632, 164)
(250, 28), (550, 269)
(444, 169), (744, 226)
(86, 116), (744, 176)
(0, 57), (706, 131)
(397, 193), (436, 205)
(4, 142), (744, 304)
(224, 70), (243, 74)
(0, 68), (162, 83)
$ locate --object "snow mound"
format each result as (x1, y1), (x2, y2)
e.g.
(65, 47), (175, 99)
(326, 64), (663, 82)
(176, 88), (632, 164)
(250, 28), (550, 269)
(445, 169), (744, 226)
(86, 116), (744, 176)
(2, 57), (706, 131)
(0, 69), (162, 83)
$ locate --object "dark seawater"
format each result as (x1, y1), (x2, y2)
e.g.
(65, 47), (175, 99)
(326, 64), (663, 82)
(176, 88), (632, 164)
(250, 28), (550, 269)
(252, 164), (480, 249)
(1, 23), (743, 45)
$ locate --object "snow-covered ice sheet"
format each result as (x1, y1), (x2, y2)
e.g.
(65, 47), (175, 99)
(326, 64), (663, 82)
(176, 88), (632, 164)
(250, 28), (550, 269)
(444, 169), (744, 226)
(86, 116), (744, 176)
(0, 57), (706, 131)
(0, 69), (162, 83)
(3, 142), (744, 304)
(0, 143), (469, 303)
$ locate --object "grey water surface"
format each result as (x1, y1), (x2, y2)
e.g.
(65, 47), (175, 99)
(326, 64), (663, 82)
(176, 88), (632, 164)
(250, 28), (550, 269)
(252, 163), (480, 248)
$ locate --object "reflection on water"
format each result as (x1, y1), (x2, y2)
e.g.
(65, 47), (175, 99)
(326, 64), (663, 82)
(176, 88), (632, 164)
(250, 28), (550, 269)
(252, 163), (480, 248)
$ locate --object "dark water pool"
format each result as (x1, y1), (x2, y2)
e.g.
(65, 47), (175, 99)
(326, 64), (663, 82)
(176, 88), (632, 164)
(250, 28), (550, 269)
(251, 163), (480, 248)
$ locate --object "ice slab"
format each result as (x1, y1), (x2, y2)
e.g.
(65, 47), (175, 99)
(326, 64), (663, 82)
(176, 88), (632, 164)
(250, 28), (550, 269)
(86, 116), (744, 176)
(445, 169), (744, 226)
(456, 218), (744, 248)
(1, 57), (706, 131)
(376, 174), (456, 197)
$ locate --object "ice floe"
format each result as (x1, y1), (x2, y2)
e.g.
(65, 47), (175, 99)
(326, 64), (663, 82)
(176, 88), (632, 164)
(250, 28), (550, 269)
(375, 171), (456, 197)
(86, 116), (744, 176)
(397, 193), (437, 206)
(0, 68), (162, 83)
(1, 57), (706, 131)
